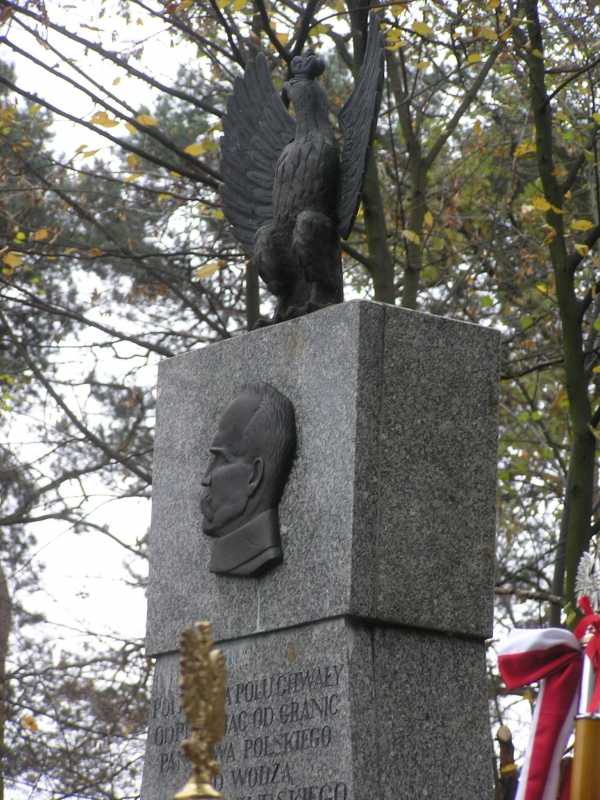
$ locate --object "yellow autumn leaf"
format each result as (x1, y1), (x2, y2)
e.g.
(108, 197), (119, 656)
(82, 149), (100, 158)
(31, 229), (49, 241)
(479, 26), (498, 40)
(386, 40), (406, 51)
(171, 171), (181, 178)
(572, 219), (595, 231)
(593, 365), (600, 373)
(179, 0), (194, 7)
(89, 247), (103, 256)
(531, 49), (543, 58)
(532, 197), (551, 211)
(90, 111), (108, 124)
(589, 423), (600, 440)
(136, 114), (159, 127)
(233, 0), (248, 10)
(212, 209), (224, 219)
(124, 173), (142, 182)
(276, 31), (289, 45)
(593, 113), (600, 126)
(127, 154), (138, 168)
(416, 60), (429, 68)
(157, 193), (172, 201)
(550, 204), (563, 214)
(113, 77), (121, 85)
(403, 229), (421, 244)
(467, 53), (482, 63)
(500, 26), (512, 40)
(514, 141), (536, 158)
(196, 262), (221, 279)
(541, 228), (557, 247)
(75, 144), (87, 154)
(386, 28), (404, 40)
(3, 251), (21, 268)
(412, 21), (433, 37)
(90, 111), (119, 128)
(125, 123), (137, 134)
(217, 0), (229, 7)
(485, 0), (500, 8)
(21, 713), (38, 732)
(424, 210), (434, 227)
(184, 142), (206, 156)
(555, 112), (568, 122)
(575, 243), (589, 256)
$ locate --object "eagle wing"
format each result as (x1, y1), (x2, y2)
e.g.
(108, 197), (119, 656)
(220, 53), (296, 257)
(337, 11), (384, 240)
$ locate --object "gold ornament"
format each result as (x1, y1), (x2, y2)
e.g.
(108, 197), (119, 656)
(173, 621), (227, 800)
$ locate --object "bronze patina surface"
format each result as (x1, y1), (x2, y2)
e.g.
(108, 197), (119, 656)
(200, 383), (296, 577)
(219, 12), (383, 326)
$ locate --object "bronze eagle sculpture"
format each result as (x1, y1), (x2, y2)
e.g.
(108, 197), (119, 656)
(220, 11), (384, 326)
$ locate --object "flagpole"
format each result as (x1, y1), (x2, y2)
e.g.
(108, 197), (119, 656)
(571, 550), (600, 800)
(570, 634), (600, 800)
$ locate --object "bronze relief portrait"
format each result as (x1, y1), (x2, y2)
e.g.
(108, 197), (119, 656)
(201, 383), (296, 577)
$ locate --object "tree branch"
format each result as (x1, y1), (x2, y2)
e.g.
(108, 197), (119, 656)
(0, 74), (219, 188)
(0, 36), (222, 185)
(424, 43), (503, 170)
(255, 0), (292, 63)
(0, 311), (153, 485)
(1, 0), (224, 117)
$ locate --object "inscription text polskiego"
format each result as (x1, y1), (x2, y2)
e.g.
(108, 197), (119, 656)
(148, 661), (349, 800)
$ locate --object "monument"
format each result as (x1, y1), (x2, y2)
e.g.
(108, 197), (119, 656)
(140, 299), (500, 800)
(140, 13), (500, 798)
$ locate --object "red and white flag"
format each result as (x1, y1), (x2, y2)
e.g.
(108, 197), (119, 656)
(498, 628), (582, 800)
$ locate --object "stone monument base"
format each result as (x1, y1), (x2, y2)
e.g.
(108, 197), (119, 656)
(141, 301), (500, 800)
(143, 618), (492, 800)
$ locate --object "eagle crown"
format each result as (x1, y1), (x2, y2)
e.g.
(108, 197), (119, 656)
(290, 49), (325, 82)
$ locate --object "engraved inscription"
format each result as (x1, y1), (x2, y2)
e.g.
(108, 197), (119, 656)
(143, 624), (353, 800)
(213, 661), (349, 800)
(148, 691), (191, 775)
(147, 661), (350, 798)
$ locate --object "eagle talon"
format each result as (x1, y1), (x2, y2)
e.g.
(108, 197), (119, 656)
(252, 313), (283, 330)
(283, 305), (308, 320)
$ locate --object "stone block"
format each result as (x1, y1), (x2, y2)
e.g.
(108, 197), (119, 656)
(146, 300), (500, 656)
(141, 618), (492, 800)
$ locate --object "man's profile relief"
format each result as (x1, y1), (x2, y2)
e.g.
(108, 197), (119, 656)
(201, 383), (296, 577)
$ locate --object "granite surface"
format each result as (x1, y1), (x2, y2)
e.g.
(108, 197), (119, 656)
(375, 624), (493, 799)
(146, 300), (500, 655)
(142, 619), (356, 800)
(141, 619), (492, 800)
(374, 308), (500, 635)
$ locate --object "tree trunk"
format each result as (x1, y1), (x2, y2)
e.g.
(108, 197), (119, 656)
(0, 562), (11, 800)
(496, 725), (518, 800)
(246, 260), (260, 330)
(524, 0), (596, 609)
(346, 0), (395, 305)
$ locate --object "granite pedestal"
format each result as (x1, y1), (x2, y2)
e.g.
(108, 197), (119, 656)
(141, 300), (500, 800)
